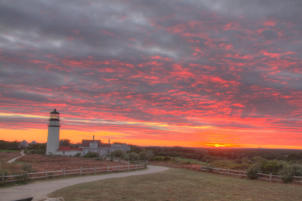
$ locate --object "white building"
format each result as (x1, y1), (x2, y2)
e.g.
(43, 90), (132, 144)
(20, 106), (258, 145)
(45, 109), (130, 156)
(46, 109), (61, 155)
(19, 140), (29, 149)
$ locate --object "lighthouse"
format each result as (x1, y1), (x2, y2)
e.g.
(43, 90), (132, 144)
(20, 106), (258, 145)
(46, 109), (60, 155)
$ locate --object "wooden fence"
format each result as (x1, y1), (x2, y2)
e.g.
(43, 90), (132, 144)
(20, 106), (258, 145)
(1, 163), (146, 184)
(199, 166), (302, 184)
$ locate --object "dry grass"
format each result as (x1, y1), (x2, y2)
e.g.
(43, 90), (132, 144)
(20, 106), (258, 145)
(0, 151), (20, 161)
(19, 154), (122, 171)
(51, 168), (302, 201)
(0, 152), (122, 174)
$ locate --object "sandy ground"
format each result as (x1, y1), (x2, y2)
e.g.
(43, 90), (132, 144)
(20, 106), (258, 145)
(0, 165), (169, 201)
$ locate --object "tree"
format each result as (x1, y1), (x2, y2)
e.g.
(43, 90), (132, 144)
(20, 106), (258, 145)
(26, 143), (46, 154)
(260, 160), (285, 174)
(111, 150), (127, 160)
(60, 139), (71, 146)
(138, 150), (154, 160)
(0, 140), (19, 150)
(129, 152), (139, 161)
(247, 164), (260, 179)
(280, 165), (294, 183)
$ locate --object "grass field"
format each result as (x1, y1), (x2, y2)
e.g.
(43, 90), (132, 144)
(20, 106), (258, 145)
(50, 168), (302, 201)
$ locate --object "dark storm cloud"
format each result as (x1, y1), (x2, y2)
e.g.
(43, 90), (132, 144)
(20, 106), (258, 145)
(1, 0), (302, 136)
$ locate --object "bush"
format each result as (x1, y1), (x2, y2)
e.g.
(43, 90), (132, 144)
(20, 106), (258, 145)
(26, 143), (46, 154)
(203, 165), (214, 173)
(281, 165), (294, 183)
(0, 170), (8, 185)
(292, 164), (302, 176)
(260, 160), (285, 174)
(22, 163), (32, 172)
(111, 150), (127, 160)
(0, 140), (19, 150)
(129, 152), (139, 161)
(136, 150), (154, 161)
(151, 155), (171, 161)
(74, 153), (81, 157)
(247, 164), (260, 179)
(16, 173), (29, 184)
(84, 152), (99, 158)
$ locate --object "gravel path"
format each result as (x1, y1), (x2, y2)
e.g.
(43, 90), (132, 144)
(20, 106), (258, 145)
(0, 165), (168, 201)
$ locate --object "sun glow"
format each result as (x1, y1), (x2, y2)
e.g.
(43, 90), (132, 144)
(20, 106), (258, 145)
(205, 143), (240, 148)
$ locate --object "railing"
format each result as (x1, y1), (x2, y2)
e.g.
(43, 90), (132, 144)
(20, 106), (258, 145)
(1, 163), (146, 184)
(199, 166), (302, 184)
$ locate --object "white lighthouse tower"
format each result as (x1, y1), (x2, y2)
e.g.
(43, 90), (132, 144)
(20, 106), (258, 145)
(46, 109), (60, 155)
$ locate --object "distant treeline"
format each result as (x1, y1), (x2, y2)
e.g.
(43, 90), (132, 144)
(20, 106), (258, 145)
(0, 140), (46, 154)
(0, 140), (19, 150)
(145, 146), (302, 162)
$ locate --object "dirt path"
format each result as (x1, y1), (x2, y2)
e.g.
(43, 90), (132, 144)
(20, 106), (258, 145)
(7, 150), (25, 164)
(0, 165), (168, 201)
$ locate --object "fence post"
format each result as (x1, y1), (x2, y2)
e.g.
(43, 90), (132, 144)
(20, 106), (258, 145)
(269, 173), (272, 182)
(63, 169), (65, 177)
(94, 168), (96, 175)
(45, 170), (48, 178)
(80, 167), (82, 175)
(128, 163), (130, 171)
(23, 172), (27, 182)
(107, 166), (109, 172)
(1, 173), (4, 184)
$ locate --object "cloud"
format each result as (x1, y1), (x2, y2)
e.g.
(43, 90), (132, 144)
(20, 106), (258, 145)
(0, 0), (302, 147)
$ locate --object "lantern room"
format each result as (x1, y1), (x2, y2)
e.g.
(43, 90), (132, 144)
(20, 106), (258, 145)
(50, 109), (60, 120)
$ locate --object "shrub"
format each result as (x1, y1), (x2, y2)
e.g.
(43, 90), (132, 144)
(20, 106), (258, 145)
(145, 150), (154, 160)
(129, 152), (139, 161)
(151, 155), (171, 161)
(247, 164), (260, 179)
(16, 173), (29, 184)
(281, 165), (294, 183)
(84, 152), (99, 158)
(292, 164), (302, 176)
(74, 153), (81, 157)
(136, 150), (154, 161)
(203, 165), (214, 173)
(0, 170), (8, 185)
(96, 156), (105, 161)
(26, 143), (46, 154)
(22, 164), (32, 172)
(260, 160), (285, 174)
(111, 150), (127, 160)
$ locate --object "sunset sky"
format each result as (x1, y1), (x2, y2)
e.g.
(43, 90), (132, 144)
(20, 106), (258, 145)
(1, 0), (302, 149)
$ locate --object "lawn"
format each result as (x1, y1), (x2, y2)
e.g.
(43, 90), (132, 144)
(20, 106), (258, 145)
(50, 168), (302, 201)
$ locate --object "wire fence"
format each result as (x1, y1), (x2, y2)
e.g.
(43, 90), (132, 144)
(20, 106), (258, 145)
(1, 163), (146, 184)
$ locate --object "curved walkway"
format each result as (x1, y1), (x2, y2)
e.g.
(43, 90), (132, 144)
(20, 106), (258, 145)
(0, 165), (168, 201)
(7, 150), (25, 164)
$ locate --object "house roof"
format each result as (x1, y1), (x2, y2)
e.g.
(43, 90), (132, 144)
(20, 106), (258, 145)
(101, 143), (111, 147)
(81, 140), (101, 147)
(58, 146), (82, 151)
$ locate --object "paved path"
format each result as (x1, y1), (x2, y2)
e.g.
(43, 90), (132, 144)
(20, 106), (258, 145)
(0, 165), (169, 201)
(7, 150), (25, 164)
